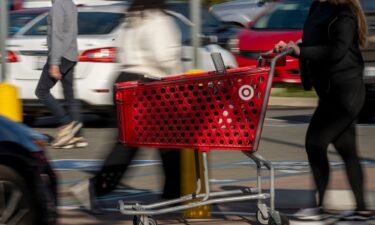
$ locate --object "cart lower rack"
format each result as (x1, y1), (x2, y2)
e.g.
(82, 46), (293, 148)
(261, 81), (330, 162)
(115, 51), (292, 225)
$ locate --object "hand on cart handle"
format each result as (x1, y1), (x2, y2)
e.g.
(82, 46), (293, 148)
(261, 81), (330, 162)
(274, 41), (300, 56)
(258, 47), (293, 68)
(260, 47), (294, 59)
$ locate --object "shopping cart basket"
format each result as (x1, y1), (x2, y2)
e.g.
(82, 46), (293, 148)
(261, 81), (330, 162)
(115, 49), (293, 225)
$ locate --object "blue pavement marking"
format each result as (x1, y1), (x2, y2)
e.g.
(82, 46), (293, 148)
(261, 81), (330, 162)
(264, 123), (375, 127)
(62, 188), (160, 207)
(210, 171), (314, 185)
(212, 160), (375, 171)
(60, 159), (375, 208)
(58, 159), (375, 206)
(52, 159), (375, 172)
(59, 171), (161, 185)
(51, 159), (160, 171)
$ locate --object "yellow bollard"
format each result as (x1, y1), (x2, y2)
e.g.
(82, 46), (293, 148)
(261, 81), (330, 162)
(181, 149), (211, 218)
(0, 83), (22, 122)
(181, 69), (211, 219)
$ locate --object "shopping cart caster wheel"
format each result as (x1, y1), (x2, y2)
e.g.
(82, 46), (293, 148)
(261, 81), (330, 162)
(268, 213), (289, 225)
(133, 215), (157, 225)
(256, 210), (269, 225)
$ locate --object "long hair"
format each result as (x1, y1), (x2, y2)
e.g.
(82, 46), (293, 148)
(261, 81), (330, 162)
(328, 0), (367, 47)
(127, 0), (166, 12)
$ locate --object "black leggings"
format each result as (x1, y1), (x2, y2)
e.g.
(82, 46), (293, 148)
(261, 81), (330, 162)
(91, 72), (181, 199)
(307, 73), (366, 210)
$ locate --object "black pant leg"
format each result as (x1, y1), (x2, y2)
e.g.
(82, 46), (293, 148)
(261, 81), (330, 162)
(159, 149), (181, 199)
(92, 142), (138, 196)
(333, 121), (365, 210)
(305, 104), (331, 206)
(60, 58), (81, 123)
(92, 72), (156, 196)
(35, 62), (67, 125)
(307, 74), (365, 207)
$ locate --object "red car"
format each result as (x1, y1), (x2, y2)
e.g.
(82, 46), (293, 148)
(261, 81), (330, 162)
(9, 0), (23, 11)
(230, 0), (311, 84)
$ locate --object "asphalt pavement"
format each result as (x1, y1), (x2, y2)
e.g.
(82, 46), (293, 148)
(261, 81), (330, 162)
(30, 100), (375, 225)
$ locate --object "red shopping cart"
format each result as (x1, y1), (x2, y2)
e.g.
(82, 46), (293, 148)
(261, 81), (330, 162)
(115, 50), (292, 225)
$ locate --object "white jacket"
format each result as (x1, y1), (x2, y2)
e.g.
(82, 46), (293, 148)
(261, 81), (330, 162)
(119, 9), (183, 78)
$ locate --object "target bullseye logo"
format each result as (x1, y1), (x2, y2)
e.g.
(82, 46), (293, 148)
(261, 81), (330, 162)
(238, 85), (254, 101)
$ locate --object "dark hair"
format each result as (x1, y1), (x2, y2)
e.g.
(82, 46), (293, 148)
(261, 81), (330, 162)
(128, 0), (166, 12)
(329, 0), (367, 47)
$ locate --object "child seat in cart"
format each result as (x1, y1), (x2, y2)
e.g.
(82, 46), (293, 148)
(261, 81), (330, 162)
(115, 50), (293, 225)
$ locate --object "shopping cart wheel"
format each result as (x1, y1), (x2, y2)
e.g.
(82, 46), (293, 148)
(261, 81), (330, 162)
(268, 212), (289, 225)
(256, 210), (269, 225)
(133, 215), (157, 225)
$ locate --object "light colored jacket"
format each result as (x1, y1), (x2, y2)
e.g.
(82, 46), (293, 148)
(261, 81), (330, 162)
(47, 0), (78, 65)
(119, 9), (182, 78)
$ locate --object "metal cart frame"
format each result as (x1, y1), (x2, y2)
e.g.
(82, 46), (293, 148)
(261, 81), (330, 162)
(118, 50), (293, 225)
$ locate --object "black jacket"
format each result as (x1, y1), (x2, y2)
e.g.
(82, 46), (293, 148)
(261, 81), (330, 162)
(299, 1), (364, 90)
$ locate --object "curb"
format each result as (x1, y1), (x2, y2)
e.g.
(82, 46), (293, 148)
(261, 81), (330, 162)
(324, 190), (375, 211)
(274, 189), (316, 209)
(275, 189), (375, 210)
(268, 97), (317, 108)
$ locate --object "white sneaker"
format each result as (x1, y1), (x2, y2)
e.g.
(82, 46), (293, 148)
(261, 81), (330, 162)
(294, 207), (328, 221)
(56, 136), (88, 149)
(52, 121), (83, 148)
(70, 180), (97, 211)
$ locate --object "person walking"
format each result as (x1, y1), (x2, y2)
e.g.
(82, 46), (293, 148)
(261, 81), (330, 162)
(71, 0), (182, 212)
(275, 0), (372, 221)
(35, 0), (87, 149)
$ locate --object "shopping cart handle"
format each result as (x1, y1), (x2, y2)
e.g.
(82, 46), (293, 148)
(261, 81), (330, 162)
(259, 48), (293, 59)
(257, 48), (293, 68)
(271, 48), (294, 62)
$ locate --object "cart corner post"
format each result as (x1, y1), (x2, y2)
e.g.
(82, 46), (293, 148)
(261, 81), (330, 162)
(181, 68), (211, 219)
(0, 0), (23, 122)
(181, 0), (211, 218)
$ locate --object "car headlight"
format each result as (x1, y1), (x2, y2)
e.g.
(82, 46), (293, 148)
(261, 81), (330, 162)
(227, 37), (240, 54)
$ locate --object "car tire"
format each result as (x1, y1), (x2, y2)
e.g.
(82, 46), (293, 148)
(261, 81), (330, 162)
(0, 164), (40, 225)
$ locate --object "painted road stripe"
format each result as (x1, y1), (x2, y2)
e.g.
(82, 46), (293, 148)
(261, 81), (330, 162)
(59, 170), (309, 186)
(51, 159), (160, 171)
(264, 124), (375, 127)
(52, 159), (375, 172)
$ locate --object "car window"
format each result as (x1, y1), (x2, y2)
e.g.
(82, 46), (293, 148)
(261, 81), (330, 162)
(169, 14), (191, 44)
(8, 0), (20, 11)
(9, 13), (40, 36)
(361, 0), (375, 10)
(78, 12), (123, 35)
(252, 2), (310, 30)
(167, 4), (222, 28)
(202, 10), (223, 27)
(24, 12), (123, 36)
(24, 16), (48, 36)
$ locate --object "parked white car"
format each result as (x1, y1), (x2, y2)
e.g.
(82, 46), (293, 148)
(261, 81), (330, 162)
(7, 4), (238, 114)
(23, 0), (124, 8)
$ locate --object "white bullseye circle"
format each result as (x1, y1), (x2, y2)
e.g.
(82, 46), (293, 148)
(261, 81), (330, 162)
(238, 85), (254, 101)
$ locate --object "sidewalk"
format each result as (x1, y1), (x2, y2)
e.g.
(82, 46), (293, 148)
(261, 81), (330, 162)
(268, 96), (317, 108)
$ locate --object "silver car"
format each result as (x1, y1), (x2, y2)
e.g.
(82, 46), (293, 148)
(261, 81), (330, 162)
(210, 0), (275, 27)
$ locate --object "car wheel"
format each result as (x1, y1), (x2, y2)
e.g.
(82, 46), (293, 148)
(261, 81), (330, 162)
(0, 164), (38, 225)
